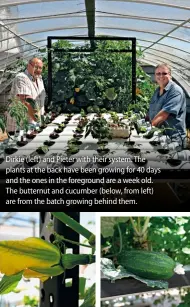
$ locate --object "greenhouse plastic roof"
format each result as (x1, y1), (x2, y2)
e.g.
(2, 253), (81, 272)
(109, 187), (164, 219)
(0, 212), (39, 226)
(0, 0), (190, 94)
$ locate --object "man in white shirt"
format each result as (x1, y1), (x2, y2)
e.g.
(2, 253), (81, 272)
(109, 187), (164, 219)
(7, 57), (46, 131)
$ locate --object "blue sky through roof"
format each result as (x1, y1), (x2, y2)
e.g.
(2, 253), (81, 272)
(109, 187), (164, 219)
(0, 212), (39, 227)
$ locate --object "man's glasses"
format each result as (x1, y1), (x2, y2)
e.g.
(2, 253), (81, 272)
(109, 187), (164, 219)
(155, 72), (169, 76)
(30, 62), (43, 70)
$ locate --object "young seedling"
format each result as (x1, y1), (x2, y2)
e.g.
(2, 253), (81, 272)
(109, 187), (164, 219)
(97, 143), (110, 156)
(80, 109), (87, 118)
(66, 143), (80, 155)
(78, 117), (88, 128)
(36, 145), (49, 155)
(68, 138), (82, 146)
(49, 132), (59, 139)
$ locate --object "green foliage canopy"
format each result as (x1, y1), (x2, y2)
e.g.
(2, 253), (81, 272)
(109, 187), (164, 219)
(42, 39), (156, 113)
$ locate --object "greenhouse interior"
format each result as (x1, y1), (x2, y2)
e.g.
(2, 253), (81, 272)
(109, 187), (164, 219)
(0, 212), (96, 307)
(0, 0), (190, 174)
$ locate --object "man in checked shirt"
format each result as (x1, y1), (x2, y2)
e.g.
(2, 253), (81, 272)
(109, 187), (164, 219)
(7, 57), (46, 132)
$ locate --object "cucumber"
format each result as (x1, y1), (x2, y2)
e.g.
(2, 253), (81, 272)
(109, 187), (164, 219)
(117, 250), (176, 280)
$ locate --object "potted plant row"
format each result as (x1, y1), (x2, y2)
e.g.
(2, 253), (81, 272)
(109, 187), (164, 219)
(24, 113), (73, 167)
(49, 113), (73, 139)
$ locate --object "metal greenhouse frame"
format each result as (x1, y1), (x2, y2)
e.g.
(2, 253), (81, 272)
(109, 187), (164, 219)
(40, 212), (80, 307)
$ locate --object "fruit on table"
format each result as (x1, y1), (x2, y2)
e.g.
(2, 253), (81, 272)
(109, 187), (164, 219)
(117, 250), (176, 280)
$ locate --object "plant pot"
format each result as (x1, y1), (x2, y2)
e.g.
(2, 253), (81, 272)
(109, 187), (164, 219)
(69, 140), (82, 146)
(35, 128), (43, 133)
(40, 124), (47, 129)
(61, 157), (76, 166)
(54, 128), (63, 133)
(140, 130), (146, 134)
(157, 148), (169, 154)
(124, 141), (135, 146)
(149, 141), (161, 146)
(77, 125), (85, 129)
(97, 140), (108, 146)
(17, 140), (28, 147)
(66, 148), (79, 155)
(8, 131), (15, 136)
(4, 147), (18, 155)
(97, 148), (110, 155)
(36, 147), (49, 155)
(0, 157), (4, 164)
(26, 132), (37, 139)
(75, 128), (84, 133)
(73, 134), (83, 139)
(49, 133), (59, 139)
(59, 124), (65, 129)
(127, 148), (140, 154)
(97, 157), (111, 166)
(132, 158), (148, 166)
(167, 158), (182, 166)
(44, 140), (55, 146)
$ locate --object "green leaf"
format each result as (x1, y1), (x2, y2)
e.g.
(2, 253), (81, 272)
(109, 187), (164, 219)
(0, 117), (6, 133)
(51, 212), (93, 240)
(36, 145), (49, 154)
(25, 98), (36, 109)
(184, 292), (190, 303)
(105, 88), (117, 101)
(79, 277), (86, 299)
(77, 95), (88, 104)
(80, 283), (95, 307)
(143, 127), (159, 139)
(182, 247), (190, 254)
(85, 128), (91, 138)
(184, 223), (190, 231)
(96, 97), (104, 106)
(0, 271), (23, 294)
(101, 217), (129, 237)
(101, 258), (168, 289)
(86, 88), (96, 100)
